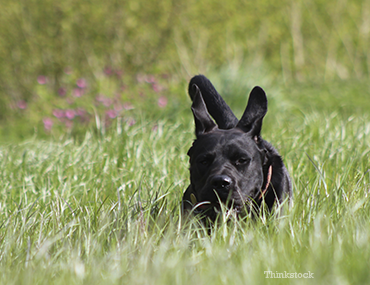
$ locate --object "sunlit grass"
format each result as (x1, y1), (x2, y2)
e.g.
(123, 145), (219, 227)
(1, 0), (370, 282)
(1, 78), (369, 284)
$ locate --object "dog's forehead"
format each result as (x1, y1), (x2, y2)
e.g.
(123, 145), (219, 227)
(192, 129), (256, 154)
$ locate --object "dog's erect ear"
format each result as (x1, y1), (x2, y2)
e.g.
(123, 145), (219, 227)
(236, 86), (267, 136)
(189, 75), (238, 129)
(191, 84), (217, 137)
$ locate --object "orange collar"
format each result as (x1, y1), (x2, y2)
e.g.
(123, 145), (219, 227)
(259, 165), (272, 200)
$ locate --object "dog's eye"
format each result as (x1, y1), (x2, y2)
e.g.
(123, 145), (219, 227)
(235, 158), (250, 166)
(197, 155), (213, 166)
(199, 158), (211, 165)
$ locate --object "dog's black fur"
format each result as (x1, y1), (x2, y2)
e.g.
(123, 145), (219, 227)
(182, 75), (292, 221)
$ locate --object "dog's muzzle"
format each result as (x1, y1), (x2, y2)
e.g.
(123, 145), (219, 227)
(188, 165), (273, 215)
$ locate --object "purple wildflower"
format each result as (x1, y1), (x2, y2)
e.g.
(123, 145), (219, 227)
(17, 100), (27, 109)
(114, 103), (123, 112)
(73, 88), (84, 97)
(76, 78), (87, 89)
(127, 118), (136, 126)
(152, 83), (163, 93)
(76, 108), (89, 123)
(103, 98), (113, 107)
(145, 75), (156, 84)
(58, 87), (67, 97)
(37, 75), (47, 85)
(95, 94), (105, 102)
(76, 108), (86, 117)
(43, 117), (53, 131)
(106, 109), (117, 119)
(53, 109), (65, 118)
(65, 109), (76, 120)
(122, 102), (134, 110)
(157, 96), (168, 108)
(152, 124), (158, 132)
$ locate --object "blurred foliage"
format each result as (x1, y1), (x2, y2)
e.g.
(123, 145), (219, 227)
(0, 0), (369, 139)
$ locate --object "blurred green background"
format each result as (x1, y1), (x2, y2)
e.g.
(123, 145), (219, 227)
(1, 0), (370, 140)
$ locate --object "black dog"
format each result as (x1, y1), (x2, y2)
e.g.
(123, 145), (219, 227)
(182, 75), (292, 221)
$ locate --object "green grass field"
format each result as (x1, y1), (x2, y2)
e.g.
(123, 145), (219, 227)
(1, 74), (370, 284)
(1, 0), (370, 283)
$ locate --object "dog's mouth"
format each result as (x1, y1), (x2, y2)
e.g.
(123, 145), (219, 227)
(192, 196), (260, 217)
(192, 198), (240, 214)
(192, 200), (249, 222)
(189, 188), (263, 217)
(193, 201), (218, 211)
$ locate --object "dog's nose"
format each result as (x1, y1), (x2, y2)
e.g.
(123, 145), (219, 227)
(210, 175), (232, 191)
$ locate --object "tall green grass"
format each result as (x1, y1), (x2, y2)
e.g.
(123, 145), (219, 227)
(1, 1), (370, 282)
(1, 75), (369, 284)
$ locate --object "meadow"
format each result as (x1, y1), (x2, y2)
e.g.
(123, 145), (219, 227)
(1, 74), (370, 284)
(1, 0), (370, 284)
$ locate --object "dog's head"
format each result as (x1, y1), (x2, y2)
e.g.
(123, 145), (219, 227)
(187, 83), (270, 217)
